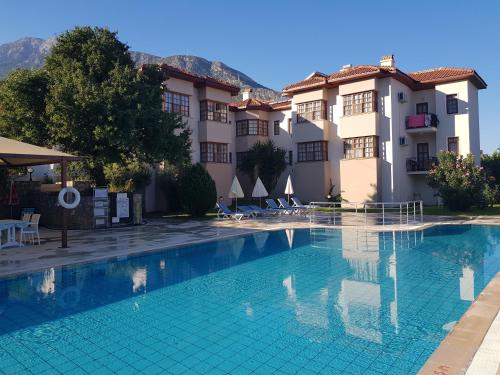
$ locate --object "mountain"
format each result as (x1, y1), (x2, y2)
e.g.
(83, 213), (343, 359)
(0, 37), (281, 101)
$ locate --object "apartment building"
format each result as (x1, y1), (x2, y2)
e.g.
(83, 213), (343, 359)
(157, 55), (486, 207)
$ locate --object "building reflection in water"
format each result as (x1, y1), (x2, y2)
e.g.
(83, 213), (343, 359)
(284, 228), (426, 344)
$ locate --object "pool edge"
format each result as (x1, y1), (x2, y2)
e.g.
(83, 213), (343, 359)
(418, 270), (500, 375)
(0, 222), (435, 280)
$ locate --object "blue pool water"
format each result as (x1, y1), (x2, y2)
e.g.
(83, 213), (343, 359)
(1, 225), (500, 375)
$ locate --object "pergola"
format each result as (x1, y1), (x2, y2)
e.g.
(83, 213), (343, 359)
(0, 137), (82, 248)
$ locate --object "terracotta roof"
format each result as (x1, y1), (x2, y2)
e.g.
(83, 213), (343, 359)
(229, 98), (272, 111)
(283, 64), (486, 95)
(229, 98), (292, 112)
(407, 67), (486, 88)
(270, 100), (291, 110)
(282, 72), (328, 92)
(327, 65), (394, 82)
(158, 63), (240, 95)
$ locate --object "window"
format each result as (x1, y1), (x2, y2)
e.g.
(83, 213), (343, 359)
(288, 118), (292, 135)
(448, 137), (459, 154)
(296, 100), (327, 122)
(200, 142), (230, 163)
(236, 151), (248, 167)
(274, 120), (280, 135)
(297, 141), (328, 162)
(200, 100), (228, 122)
(163, 91), (189, 116)
(343, 91), (377, 116)
(288, 150), (293, 165)
(236, 120), (268, 136)
(343, 136), (379, 159)
(446, 94), (458, 114)
(416, 102), (428, 114)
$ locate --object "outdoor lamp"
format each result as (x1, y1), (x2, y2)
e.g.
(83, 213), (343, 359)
(27, 167), (34, 181)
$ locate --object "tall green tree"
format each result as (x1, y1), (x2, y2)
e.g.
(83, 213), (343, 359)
(238, 141), (287, 194)
(42, 26), (190, 184)
(0, 68), (49, 145)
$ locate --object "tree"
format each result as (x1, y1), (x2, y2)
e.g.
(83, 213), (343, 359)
(42, 26), (190, 184)
(481, 151), (500, 206)
(0, 68), (49, 145)
(482, 151), (500, 183)
(178, 164), (217, 217)
(427, 151), (485, 211)
(238, 141), (287, 194)
(104, 161), (153, 192)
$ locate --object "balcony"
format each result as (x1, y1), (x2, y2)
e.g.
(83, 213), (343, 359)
(406, 157), (438, 174)
(405, 114), (438, 133)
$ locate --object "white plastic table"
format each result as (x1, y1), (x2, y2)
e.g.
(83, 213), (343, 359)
(0, 220), (29, 249)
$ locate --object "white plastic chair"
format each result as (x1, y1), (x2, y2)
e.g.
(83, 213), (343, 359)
(21, 214), (41, 246)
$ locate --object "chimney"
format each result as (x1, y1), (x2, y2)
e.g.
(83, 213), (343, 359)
(340, 64), (352, 72)
(242, 87), (253, 100)
(380, 54), (395, 67)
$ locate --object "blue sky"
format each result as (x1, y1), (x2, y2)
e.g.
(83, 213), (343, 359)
(1, 0), (499, 152)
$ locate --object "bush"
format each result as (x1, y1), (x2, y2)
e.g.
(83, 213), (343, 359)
(104, 161), (153, 192)
(428, 151), (485, 211)
(483, 182), (500, 207)
(178, 164), (217, 217)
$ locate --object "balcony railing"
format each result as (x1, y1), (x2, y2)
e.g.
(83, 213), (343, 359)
(406, 157), (438, 172)
(406, 113), (439, 130)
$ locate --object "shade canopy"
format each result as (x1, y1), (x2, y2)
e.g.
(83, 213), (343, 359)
(228, 176), (244, 198)
(284, 175), (294, 195)
(252, 177), (268, 198)
(0, 137), (81, 167)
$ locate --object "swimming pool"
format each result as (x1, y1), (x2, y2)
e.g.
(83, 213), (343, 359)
(0, 225), (499, 374)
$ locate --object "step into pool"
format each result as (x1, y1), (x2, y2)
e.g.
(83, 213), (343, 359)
(0, 225), (499, 374)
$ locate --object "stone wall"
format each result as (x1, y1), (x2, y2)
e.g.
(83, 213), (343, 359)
(0, 181), (94, 229)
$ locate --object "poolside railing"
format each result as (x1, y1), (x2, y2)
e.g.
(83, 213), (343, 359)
(308, 200), (424, 226)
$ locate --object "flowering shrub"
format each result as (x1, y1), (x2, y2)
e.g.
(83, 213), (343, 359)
(427, 151), (485, 211)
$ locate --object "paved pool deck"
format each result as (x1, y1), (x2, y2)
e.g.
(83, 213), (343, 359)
(0, 214), (499, 374)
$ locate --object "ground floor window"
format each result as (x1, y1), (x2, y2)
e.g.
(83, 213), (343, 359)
(200, 142), (230, 163)
(448, 136), (459, 153)
(343, 136), (379, 159)
(297, 141), (328, 162)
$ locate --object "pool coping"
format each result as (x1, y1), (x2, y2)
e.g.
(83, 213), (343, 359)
(0, 221), (434, 280)
(418, 270), (500, 375)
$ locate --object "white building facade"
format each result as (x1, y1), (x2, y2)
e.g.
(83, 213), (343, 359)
(157, 55), (486, 208)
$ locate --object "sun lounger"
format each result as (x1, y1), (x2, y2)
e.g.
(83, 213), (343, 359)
(238, 205), (258, 218)
(277, 198), (304, 214)
(291, 197), (309, 209)
(265, 199), (288, 214)
(249, 205), (278, 215)
(216, 202), (247, 220)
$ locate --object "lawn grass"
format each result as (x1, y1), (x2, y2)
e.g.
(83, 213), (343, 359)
(145, 204), (500, 220)
(423, 204), (500, 216)
(144, 209), (218, 220)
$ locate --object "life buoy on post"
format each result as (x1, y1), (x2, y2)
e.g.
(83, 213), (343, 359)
(58, 187), (81, 209)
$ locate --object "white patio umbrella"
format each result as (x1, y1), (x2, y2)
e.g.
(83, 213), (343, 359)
(252, 177), (268, 208)
(285, 228), (295, 249)
(284, 175), (294, 203)
(229, 176), (244, 210)
(253, 231), (269, 251)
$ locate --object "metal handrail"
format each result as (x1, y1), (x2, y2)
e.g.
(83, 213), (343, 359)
(308, 200), (424, 226)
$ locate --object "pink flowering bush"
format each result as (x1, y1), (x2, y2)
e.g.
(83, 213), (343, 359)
(427, 151), (485, 211)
